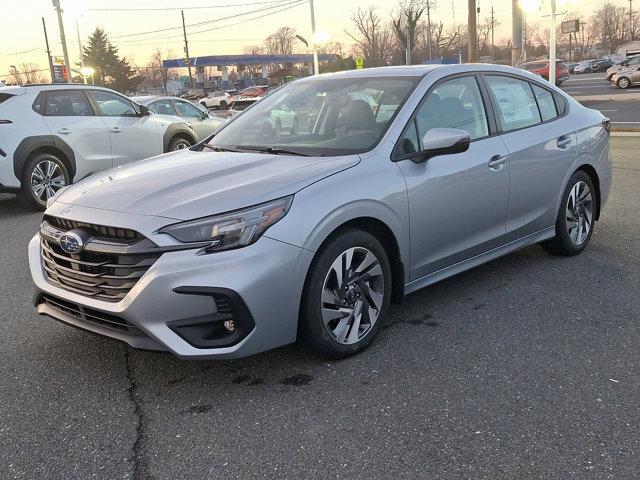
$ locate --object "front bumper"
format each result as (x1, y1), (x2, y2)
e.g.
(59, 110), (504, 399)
(29, 232), (314, 359)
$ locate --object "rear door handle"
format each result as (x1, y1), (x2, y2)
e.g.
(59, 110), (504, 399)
(109, 127), (122, 133)
(557, 135), (572, 148)
(57, 128), (71, 135)
(488, 154), (509, 171)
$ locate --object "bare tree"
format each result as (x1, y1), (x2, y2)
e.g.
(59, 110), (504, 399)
(141, 49), (175, 92)
(349, 7), (397, 67)
(243, 45), (265, 55)
(264, 27), (297, 55)
(478, 14), (501, 54)
(392, 0), (430, 63)
(591, 1), (634, 53)
(9, 63), (46, 85)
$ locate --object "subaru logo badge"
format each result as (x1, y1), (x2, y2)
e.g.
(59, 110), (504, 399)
(59, 230), (85, 254)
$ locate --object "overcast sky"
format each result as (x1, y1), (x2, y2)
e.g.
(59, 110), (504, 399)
(0, 0), (627, 77)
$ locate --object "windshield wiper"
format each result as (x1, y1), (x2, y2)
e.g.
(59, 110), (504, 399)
(202, 144), (243, 153)
(236, 145), (310, 157)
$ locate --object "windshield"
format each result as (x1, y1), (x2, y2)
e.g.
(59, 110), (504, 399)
(208, 76), (419, 156)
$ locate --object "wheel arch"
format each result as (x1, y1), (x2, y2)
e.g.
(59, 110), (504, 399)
(13, 135), (76, 185)
(576, 163), (601, 220)
(162, 124), (197, 152)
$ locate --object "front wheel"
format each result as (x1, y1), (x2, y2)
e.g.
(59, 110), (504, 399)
(299, 229), (392, 359)
(617, 77), (631, 89)
(168, 136), (193, 151)
(219, 100), (227, 109)
(541, 171), (596, 256)
(20, 153), (70, 210)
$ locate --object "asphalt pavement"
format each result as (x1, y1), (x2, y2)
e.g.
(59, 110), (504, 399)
(561, 73), (640, 128)
(1, 137), (639, 479)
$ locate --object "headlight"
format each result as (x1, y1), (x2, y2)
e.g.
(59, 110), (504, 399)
(159, 196), (293, 251)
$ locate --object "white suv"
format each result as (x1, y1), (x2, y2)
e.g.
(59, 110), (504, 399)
(199, 90), (238, 110)
(0, 84), (199, 208)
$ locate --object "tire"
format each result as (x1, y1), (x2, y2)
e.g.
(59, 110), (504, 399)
(200, 101), (208, 109)
(299, 229), (392, 359)
(541, 170), (596, 256)
(220, 100), (227, 109)
(19, 152), (70, 210)
(617, 77), (631, 89)
(168, 136), (193, 151)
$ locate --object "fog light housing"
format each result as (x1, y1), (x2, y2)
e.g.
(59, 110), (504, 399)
(224, 320), (235, 332)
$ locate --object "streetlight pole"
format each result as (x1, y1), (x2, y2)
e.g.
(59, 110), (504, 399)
(310, 0), (319, 75)
(549, 0), (557, 86)
(52, 0), (73, 84)
(75, 18), (86, 84)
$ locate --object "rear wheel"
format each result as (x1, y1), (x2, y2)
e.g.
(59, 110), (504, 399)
(617, 77), (631, 89)
(20, 153), (70, 210)
(541, 171), (596, 256)
(219, 100), (227, 109)
(299, 229), (392, 359)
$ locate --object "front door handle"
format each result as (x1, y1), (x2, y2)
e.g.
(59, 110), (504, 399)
(109, 127), (122, 133)
(557, 135), (572, 149)
(57, 128), (71, 135)
(488, 154), (509, 171)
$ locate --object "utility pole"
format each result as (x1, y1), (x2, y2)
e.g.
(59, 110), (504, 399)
(75, 18), (85, 83)
(427, 0), (433, 60)
(42, 17), (55, 83)
(406, 27), (412, 65)
(568, 32), (572, 63)
(490, 6), (495, 60)
(310, 0), (319, 75)
(181, 10), (193, 90)
(52, 0), (73, 84)
(511, 0), (523, 65)
(630, 0), (635, 41)
(468, 0), (478, 62)
(549, 0), (557, 86)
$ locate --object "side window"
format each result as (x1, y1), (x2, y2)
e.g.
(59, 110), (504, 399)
(630, 57), (640, 65)
(415, 76), (489, 141)
(397, 120), (420, 156)
(149, 99), (178, 116)
(484, 75), (541, 132)
(175, 101), (203, 118)
(531, 84), (558, 121)
(555, 94), (567, 116)
(44, 90), (93, 117)
(89, 91), (136, 117)
(32, 91), (46, 115)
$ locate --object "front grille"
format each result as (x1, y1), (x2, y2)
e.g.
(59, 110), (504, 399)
(40, 294), (145, 336)
(40, 217), (162, 302)
(43, 215), (141, 240)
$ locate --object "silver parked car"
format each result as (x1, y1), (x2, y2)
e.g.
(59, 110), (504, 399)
(131, 95), (225, 141)
(30, 64), (612, 359)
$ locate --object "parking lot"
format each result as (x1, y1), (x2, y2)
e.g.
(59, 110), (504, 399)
(0, 135), (638, 479)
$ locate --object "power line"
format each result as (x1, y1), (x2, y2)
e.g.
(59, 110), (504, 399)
(111, 0), (301, 39)
(89, 0), (289, 11)
(0, 47), (41, 58)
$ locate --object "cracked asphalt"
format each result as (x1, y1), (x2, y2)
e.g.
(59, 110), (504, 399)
(1, 137), (639, 479)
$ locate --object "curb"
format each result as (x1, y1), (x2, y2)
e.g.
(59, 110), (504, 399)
(574, 95), (640, 101)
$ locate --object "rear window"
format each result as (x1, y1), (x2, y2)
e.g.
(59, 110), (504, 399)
(0, 93), (15, 104)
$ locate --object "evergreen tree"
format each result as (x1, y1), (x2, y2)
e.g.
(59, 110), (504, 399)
(82, 28), (139, 92)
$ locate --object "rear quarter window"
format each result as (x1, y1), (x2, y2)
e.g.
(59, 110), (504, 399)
(0, 93), (15, 104)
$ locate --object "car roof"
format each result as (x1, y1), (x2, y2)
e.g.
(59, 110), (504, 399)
(131, 95), (193, 104)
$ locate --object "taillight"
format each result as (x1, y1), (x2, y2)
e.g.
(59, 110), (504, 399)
(0, 119), (12, 124)
(602, 118), (610, 134)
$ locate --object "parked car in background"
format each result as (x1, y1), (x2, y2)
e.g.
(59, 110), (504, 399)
(574, 60), (596, 74)
(131, 95), (225, 141)
(200, 90), (238, 110)
(590, 59), (613, 73)
(239, 85), (269, 97)
(0, 84), (198, 208)
(519, 60), (570, 85)
(566, 62), (578, 74)
(31, 64), (611, 360)
(610, 66), (640, 89)
(226, 96), (260, 118)
(606, 55), (640, 80)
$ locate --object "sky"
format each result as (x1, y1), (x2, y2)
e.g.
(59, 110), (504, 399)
(0, 0), (627, 79)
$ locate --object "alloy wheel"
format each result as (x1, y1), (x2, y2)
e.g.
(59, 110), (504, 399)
(321, 247), (384, 345)
(172, 139), (191, 150)
(31, 160), (66, 203)
(618, 77), (630, 89)
(566, 180), (594, 246)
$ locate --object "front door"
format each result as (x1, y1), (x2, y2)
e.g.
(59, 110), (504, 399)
(41, 89), (111, 181)
(173, 99), (209, 140)
(395, 75), (510, 281)
(88, 90), (163, 167)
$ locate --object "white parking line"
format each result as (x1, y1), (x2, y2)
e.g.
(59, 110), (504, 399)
(600, 109), (619, 112)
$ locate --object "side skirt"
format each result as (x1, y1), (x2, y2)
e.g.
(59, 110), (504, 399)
(404, 226), (556, 295)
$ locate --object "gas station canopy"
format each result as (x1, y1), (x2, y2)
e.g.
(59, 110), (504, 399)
(163, 54), (336, 68)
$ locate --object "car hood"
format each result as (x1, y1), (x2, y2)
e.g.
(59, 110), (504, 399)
(56, 149), (360, 220)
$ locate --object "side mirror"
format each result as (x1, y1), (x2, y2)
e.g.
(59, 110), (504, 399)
(414, 128), (471, 163)
(138, 104), (150, 117)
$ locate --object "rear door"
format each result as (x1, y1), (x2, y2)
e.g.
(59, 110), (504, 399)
(87, 90), (163, 167)
(172, 99), (209, 140)
(41, 89), (111, 180)
(482, 75), (576, 239)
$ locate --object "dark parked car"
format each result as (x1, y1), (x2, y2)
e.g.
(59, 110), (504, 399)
(590, 59), (613, 72)
(566, 62), (578, 74)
